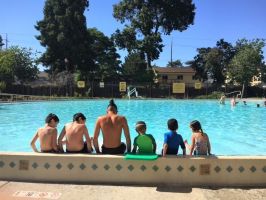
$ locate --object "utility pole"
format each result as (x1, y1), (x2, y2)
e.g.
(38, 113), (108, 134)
(5, 33), (8, 49)
(170, 37), (173, 67)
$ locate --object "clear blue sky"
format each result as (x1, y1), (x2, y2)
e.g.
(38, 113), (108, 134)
(1, 0), (266, 70)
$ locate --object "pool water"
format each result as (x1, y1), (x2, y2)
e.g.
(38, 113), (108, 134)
(0, 100), (265, 155)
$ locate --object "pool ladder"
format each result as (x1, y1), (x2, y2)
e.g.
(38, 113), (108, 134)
(127, 87), (140, 99)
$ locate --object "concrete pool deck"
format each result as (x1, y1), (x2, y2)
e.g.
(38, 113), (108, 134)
(0, 181), (266, 200)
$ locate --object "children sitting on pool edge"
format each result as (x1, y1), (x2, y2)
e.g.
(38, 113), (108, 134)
(58, 113), (93, 153)
(132, 121), (156, 154)
(185, 120), (211, 156)
(162, 118), (186, 156)
(30, 113), (59, 153)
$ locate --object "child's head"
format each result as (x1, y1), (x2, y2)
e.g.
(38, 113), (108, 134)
(73, 113), (86, 124)
(45, 113), (59, 127)
(135, 121), (146, 134)
(167, 118), (178, 131)
(190, 120), (203, 133)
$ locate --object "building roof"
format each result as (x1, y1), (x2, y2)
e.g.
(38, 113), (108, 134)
(153, 67), (195, 73)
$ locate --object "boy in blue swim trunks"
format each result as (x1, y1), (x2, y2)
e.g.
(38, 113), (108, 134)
(132, 121), (156, 154)
(162, 118), (186, 156)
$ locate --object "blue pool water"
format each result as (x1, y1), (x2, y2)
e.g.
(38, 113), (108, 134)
(0, 100), (265, 155)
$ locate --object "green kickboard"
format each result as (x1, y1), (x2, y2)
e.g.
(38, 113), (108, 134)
(124, 153), (159, 160)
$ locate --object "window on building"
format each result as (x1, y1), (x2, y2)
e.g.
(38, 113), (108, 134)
(177, 75), (183, 80)
(192, 75), (197, 80)
(162, 75), (168, 80)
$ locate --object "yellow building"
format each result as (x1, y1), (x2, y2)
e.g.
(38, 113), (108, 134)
(153, 67), (202, 86)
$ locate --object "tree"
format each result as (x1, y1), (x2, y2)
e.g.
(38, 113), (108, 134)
(189, 47), (211, 82)
(35, 0), (93, 74)
(88, 28), (121, 81)
(167, 59), (183, 67)
(122, 52), (154, 83)
(0, 46), (38, 84)
(190, 39), (235, 85)
(228, 39), (265, 86)
(261, 63), (266, 83)
(0, 35), (4, 50)
(113, 0), (195, 69)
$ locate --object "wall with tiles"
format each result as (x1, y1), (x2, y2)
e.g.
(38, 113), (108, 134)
(0, 152), (265, 186)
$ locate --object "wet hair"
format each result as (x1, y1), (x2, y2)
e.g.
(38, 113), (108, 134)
(135, 121), (146, 133)
(73, 113), (86, 122)
(190, 120), (204, 136)
(107, 99), (118, 112)
(45, 113), (59, 124)
(167, 118), (178, 131)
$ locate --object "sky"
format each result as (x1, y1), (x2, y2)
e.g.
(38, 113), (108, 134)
(1, 0), (266, 70)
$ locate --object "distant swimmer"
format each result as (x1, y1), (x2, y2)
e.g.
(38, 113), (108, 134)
(231, 96), (238, 107)
(219, 95), (226, 105)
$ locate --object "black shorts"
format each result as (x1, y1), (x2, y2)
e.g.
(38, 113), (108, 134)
(66, 142), (92, 153)
(161, 148), (178, 155)
(102, 143), (126, 154)
(41, 149), (57, 153)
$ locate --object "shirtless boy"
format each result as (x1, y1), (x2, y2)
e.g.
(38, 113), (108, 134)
(58, 113), (93, 153)
(93, 99), (131, 154)
(30, 113), (59, 153)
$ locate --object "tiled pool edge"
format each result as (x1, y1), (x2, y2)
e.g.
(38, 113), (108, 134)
(0, 152), (265, 187)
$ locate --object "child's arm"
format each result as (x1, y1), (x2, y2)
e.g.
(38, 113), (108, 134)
(150, 135), (157, 153)
(182, 147), (186, 156)
(93, 118), (101, 153)
(132, 145), (137, 153)
(190, 136), (196, 155)
(184, 140), (191, 150)
(180, 139), (186, 156)
(30, 130), (39, 153)
(83, 125), (93, 152)
(162, 143), (168, 157)
(207, 135), (211, 155)
(58, 126), (66, 152)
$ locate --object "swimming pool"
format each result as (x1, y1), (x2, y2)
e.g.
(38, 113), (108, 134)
(0, 99), (265, 155)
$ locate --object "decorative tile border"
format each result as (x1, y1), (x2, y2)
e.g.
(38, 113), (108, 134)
(0, 159), (266, 174)
(0, 155), (266, 187)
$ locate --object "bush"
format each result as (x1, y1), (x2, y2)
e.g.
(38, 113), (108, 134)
(195, 91), (224, 99)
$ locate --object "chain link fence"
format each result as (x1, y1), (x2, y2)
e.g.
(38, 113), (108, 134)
(2, 82), (265, 100)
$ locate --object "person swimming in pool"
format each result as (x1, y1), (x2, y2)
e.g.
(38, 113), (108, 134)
(58, 113), (93, 153)
(185, 120), (211, 156)
(132, 121), (156, 154)
(231, 96), (238, 107)
(93, 99), (131, 154)
(219, 95), (226, 105)
(30, 113), (59, 153)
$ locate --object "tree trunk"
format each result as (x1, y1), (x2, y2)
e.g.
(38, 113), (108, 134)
(146, 53), (151, 70)
(241, 83), (245, 99)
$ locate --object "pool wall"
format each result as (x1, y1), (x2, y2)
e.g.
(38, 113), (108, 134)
(0, 153), (265, 186)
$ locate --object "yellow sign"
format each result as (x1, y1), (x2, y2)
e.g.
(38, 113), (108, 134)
(77, 81), (85, 88)
(173, 83), (185, 94)
(119, 82), (127, 92)
(195, 82), (202, 89)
